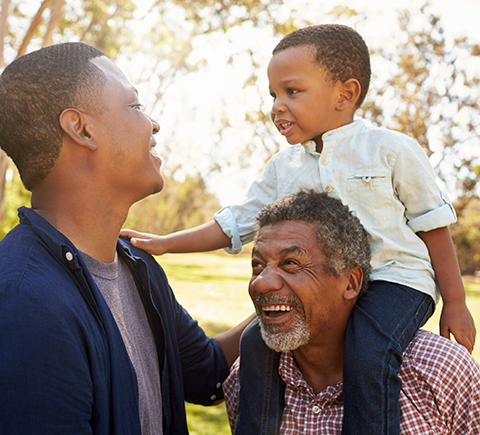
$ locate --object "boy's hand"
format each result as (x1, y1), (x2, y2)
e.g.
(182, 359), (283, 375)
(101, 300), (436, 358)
(119, 229), (168, 256)
(439, 300), (476, 354)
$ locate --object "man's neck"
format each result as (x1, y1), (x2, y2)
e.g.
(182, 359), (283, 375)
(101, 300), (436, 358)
(292, 335), (346, 395)
(32, 191), (128, 263)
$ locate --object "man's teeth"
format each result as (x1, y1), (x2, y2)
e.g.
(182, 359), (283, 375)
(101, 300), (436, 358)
(281, 123), (292, 128)
(263, 305), (292, 312)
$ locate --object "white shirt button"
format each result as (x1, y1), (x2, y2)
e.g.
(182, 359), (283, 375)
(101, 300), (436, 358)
(65, 252), (74, 261)
(322, 158), (328, 165)
(312, 405), (321, 414)
(210, 394), (217, 401)
(325, 185), (333, 193)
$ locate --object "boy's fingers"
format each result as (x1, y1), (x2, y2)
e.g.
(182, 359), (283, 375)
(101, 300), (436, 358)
(119, 229), (137, 239)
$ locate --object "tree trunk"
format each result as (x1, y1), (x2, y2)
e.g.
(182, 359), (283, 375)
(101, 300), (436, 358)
(43, 0), (64, 47)
(0, 0), (12, 67)
(16, 0), (53, 58)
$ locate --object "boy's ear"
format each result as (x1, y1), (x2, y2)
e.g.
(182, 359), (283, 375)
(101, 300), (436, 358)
(59, 108), (98, 151)
(336, 79), (361, 112)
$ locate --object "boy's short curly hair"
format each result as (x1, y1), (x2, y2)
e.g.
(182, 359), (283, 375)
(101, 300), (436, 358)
(0, 42), (106, 191)
(255, 190), (372, 296)
(273, 24), (371, 108)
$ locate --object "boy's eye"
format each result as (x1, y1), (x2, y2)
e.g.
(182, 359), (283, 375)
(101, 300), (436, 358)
(270, 92), (276, 100)
(287, 88), (298, 95)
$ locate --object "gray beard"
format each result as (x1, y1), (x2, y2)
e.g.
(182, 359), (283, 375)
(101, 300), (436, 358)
(258, 311), (310, 352)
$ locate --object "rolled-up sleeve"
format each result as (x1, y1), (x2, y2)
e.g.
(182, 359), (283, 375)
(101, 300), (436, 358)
(214, 158), (279, 254)
(393, 137), (457, 233)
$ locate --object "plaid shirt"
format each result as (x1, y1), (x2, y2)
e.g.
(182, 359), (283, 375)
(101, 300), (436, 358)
(224, 330), (480, 434)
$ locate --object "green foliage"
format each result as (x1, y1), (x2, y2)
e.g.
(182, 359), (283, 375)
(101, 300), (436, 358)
(451, 197), (480, 275)
(0, 168), (30, 239)
(123, 173), (221, 235)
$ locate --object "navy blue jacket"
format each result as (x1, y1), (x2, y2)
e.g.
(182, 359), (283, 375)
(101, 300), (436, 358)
(0, 207), (229, 435)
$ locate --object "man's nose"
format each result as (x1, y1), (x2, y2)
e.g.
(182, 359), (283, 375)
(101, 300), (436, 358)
(250, 266), (283, 294)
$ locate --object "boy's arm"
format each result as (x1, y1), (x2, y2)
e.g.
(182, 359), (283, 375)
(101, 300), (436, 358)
(120, 220), (231, 256)
(417, 226), (476, 353)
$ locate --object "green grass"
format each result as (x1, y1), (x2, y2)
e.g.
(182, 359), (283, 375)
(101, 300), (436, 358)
(159, 251), (480, 435)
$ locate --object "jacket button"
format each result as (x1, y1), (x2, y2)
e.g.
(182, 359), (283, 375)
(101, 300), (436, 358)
(210, 395), (217, 401)
(65, 252), (74, 261)
(312, 405), (320, 414)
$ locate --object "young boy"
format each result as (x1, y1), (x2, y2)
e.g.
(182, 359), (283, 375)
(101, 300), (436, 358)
(121, 24), (476, 433)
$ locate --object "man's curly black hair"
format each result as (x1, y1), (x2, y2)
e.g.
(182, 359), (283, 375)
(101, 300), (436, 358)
(273, 24), (371, 108)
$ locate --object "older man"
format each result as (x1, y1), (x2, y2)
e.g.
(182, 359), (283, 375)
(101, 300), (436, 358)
(0, 42), (252, 435)
(224, 190), (480, 434)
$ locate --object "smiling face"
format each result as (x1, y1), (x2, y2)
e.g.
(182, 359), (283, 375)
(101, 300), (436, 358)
(249, 220), (354, 352)
(268, 46), (351, 153)
(88, 56), (163, 203)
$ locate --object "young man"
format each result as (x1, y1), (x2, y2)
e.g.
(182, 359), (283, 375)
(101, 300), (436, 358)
(0, 42), (252, 435)
(224, 191), (480, 434)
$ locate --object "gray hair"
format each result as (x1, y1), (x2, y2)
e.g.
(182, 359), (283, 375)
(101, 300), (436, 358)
(255, 190), (372, 295)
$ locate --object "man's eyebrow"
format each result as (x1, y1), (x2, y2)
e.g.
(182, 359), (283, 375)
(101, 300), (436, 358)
(279, 246), (304, 256)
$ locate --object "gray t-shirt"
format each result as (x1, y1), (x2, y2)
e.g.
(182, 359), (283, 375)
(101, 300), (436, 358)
(81, 251), (163, 435)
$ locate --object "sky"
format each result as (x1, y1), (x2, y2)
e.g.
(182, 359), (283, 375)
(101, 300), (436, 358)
(136, 0), (480, 206)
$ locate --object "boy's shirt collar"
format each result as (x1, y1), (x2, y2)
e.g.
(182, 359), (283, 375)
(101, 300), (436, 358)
(301, 119), (365, 155)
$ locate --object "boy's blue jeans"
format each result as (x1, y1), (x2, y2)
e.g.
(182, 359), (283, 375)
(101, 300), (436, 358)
(341, 281), (434, 435)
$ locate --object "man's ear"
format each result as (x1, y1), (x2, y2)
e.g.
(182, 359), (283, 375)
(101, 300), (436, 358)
(59, 108), (98, 151)
(344, 267), (363, 301)
(336, 79), (361, 112)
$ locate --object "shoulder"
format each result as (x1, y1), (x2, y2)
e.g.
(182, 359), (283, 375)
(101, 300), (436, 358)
(403, 330), (476, 368)
(0, 225), (82, 306)
(354, 122), (420, 149)
(401, 330), (480, 396)
(269, 144), (307, 162)
(118, 238), (170, 287)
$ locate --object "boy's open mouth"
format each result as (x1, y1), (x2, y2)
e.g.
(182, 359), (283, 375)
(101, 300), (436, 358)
(278, 122), (294, 136)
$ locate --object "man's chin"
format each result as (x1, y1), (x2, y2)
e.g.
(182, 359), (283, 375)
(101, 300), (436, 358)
(259, 317), (310, 353)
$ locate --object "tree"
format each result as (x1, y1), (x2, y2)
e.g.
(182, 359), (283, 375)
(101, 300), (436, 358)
(123, 173), (221, 235)
(451, 197), (480, 275)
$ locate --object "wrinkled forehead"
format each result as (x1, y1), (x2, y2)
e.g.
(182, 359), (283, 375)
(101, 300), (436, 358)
(254, 221), (319, 254)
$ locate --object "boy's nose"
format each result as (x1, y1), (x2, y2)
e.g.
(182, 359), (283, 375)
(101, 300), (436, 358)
(271, 98), (286, 114)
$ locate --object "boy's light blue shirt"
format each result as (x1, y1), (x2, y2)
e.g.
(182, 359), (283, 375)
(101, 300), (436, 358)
(214, 119), (456, 302)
